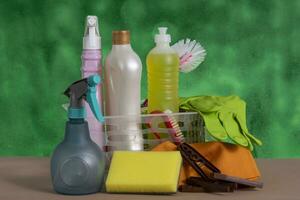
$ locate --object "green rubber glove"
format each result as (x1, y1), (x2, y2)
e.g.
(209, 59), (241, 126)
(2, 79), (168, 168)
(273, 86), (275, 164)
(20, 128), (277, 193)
(221, 96), (262, 147)
(180, 96), (229, 142)
(179, 95), (262, 150)
(216, 96), (249, 148)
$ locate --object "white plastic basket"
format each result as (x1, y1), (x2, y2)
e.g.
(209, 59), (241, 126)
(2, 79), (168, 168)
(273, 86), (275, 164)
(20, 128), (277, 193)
(103, 112), (205, 151)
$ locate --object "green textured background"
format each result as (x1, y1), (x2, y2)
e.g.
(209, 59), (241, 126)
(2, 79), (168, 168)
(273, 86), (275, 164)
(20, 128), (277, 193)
(0, 0), (299, 157)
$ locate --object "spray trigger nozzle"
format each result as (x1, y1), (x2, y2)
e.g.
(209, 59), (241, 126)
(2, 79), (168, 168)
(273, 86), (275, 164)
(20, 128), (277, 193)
(86, 76), (104, 122)
(64, 75), (104, 122)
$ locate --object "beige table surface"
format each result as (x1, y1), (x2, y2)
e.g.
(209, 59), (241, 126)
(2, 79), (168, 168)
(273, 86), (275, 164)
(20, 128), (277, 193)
(0, 158), (299, 200)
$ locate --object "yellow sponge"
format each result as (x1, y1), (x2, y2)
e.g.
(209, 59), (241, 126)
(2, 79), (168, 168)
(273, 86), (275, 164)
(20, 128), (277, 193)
(105, 151), (182, 194)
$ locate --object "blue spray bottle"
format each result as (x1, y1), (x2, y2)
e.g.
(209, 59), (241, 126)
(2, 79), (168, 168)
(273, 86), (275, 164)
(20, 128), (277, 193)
(51, 75), (105, 195)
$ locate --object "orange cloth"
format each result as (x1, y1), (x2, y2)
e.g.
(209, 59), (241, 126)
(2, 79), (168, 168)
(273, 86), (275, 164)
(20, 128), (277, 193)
(152, 141), (261, 186)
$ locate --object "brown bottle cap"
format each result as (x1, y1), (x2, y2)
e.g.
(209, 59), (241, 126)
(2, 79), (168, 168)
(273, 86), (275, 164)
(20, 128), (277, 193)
(112, 30), (130, 45)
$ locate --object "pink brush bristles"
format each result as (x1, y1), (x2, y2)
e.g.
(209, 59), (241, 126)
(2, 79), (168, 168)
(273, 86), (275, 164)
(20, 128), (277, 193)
(146, 110), (185, 144)
(164, 110), (185, 144)
(172, 38), (206, 73)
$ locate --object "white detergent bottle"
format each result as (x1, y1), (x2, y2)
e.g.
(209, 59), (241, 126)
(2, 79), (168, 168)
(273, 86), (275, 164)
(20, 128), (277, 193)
(104, 30), (143, 151)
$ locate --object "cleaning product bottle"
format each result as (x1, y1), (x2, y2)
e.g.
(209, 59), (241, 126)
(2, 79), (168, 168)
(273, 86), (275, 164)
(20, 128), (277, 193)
(147, 27), (180, 113)
(51, 75), (105, 195)
(104, 30), (143, 151)
(81, 16), (103, 149)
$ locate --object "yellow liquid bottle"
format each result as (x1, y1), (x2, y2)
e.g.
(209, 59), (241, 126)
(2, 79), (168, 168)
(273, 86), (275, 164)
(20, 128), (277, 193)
(147, 27), (179, 113)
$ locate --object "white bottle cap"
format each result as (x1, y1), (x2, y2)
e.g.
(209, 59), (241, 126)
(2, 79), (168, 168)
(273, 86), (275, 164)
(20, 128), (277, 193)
(155, 27), (171, 44)
(83, 16), (101, 49)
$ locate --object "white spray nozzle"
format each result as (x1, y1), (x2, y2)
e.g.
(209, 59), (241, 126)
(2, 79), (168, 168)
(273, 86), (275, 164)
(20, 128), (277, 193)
(87, 16), (97, 27)
(83, 15), (101, 49)
(155, 27), (171, 44)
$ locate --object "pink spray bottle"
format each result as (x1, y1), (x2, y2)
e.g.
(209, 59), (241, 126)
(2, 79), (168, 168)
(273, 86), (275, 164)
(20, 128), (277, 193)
(81, 16), (103, 149)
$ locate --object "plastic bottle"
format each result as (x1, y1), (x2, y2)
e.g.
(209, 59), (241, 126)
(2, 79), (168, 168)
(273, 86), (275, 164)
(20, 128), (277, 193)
(81, 16), (103, 149)
(51, 75), (106, 195)
(104, 30), (143, 151)
(147, 27), (180, 113)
